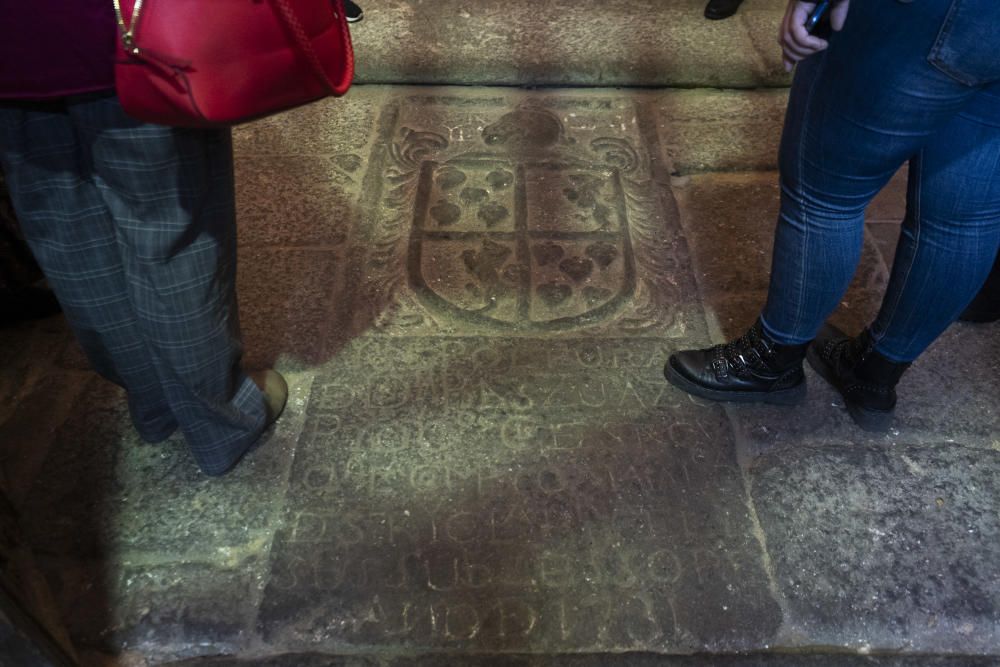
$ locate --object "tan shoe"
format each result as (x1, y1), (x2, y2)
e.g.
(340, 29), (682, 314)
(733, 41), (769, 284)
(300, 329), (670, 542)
(250, 369), (288, 427)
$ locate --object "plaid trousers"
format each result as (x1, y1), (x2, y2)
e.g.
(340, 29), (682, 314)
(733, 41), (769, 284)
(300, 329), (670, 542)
(0, 93), (267, 476)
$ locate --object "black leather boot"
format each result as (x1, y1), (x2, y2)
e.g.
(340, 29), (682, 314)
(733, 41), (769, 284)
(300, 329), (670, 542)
(807, 324), (910, 432)
(705, 0), (745, 20)
(665, 319), (809, 405)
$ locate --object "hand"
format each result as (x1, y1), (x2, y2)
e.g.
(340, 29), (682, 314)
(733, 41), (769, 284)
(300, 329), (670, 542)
(779, 0), (850, 72)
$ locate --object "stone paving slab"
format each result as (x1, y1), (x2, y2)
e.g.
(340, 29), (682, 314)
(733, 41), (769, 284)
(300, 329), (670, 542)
(164, 653), (1000, 667)
(341, 89), (701, 340)
(730, 321), (1000, 459)
(232, 92), (387, 159)
(672, 172), (894, 340)
(238, 87), (783, 654)
(233, 90), (386, 250)
(236, 248), (348, 371)
(752, 443), (1000, 654)
(866, 167), (910, 224)
(33, 555), (265, 658)
(656, 90), (789, 174)
(0, 369), (87, 509)
(674, 172), (897, 301)
(258, 338), (780, 653)
(19, 375), (302, 557)
(349, 0), (791, 88)
(15, 373), (313, 657)
(0, 318), (73, 426)
(235, 156), (359, 248)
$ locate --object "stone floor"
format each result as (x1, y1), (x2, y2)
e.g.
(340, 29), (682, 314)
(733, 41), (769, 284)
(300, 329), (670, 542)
(348, 0), (793, 88)
(1, 84), (998, 667)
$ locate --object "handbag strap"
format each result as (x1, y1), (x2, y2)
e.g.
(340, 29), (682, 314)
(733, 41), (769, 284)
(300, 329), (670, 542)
(270, 0), (345, 94)
(112, 0), (344, 93)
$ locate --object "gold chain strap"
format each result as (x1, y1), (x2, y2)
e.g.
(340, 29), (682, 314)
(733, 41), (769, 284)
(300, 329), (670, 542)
(112, 0), (145, 54)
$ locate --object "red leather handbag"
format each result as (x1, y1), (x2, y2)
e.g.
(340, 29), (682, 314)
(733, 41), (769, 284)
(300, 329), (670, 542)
(112, 0), (355, 127)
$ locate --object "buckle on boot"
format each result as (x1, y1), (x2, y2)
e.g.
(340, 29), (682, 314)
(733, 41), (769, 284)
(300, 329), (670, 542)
(711, 355), (730, 379)
(743, 346), (766, 368)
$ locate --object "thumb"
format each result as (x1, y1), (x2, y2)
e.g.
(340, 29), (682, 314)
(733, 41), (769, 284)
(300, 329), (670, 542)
(830, 0), (850, 31)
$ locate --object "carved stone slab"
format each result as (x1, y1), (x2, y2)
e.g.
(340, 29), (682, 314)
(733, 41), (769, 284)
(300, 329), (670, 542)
(259, 338), (781, 652)
(350, 93), (702, 339)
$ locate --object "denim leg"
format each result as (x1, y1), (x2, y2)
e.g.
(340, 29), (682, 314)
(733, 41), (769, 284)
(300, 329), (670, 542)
(0, 99), (178, 442)
(761, 0), (992, 345)
(871, 83), (1000, 361)
(69, 95), (267, 475)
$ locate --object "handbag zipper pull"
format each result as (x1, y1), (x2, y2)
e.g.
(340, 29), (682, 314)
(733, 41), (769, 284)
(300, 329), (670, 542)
(113, 0), (145, 55)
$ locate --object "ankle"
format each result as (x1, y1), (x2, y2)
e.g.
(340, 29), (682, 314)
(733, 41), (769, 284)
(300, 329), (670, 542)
(756, 319), (810, 367)
(855, 339), (911, 388)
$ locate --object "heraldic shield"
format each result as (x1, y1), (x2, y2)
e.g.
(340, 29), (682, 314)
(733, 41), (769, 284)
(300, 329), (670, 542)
(408, 158), (637, 331)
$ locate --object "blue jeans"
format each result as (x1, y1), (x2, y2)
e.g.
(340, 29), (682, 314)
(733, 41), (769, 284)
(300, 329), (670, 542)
(0, 94), (268, 476)
(761, 0), (1000, 362)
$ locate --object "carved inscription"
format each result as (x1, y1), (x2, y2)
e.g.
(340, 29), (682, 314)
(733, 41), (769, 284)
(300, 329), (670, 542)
(261, 351), (779, 649)
(302, 339), (716, 422)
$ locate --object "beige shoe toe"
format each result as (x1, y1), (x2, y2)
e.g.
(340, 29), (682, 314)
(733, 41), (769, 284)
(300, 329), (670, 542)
(250, 369), (288, 426)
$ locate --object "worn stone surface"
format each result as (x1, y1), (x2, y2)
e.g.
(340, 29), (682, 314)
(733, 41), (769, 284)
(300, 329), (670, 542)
(868, 222), (902, 268)
(166, 657), (375, 667)
(19, 375), (302, 557)
(233, 90), (386, 250)
(0, 317), (73, 425)
(232, 92), (387, 158)
(342, 90), (701, 340)
(16, 373), (313, 655)
(0, 479), (78, 667)
(235, 156), (360, 249)
(0, 370), (88, 507)
(349, 0), (790, 88)
(657, 90), (789, 174)
(866, 166), (909, 223)
(0, 610), (65, 667)
(752, 443), (1000, 653)
(890, 322), (1000, 445)
(250, 90), (783, 653)
(35, 556), (264, 658)
(163, 654), (1000, 667)
(258, 337), (781, 651)
(237, 248), (348, 370)
(1, 82), (998, 665)
(672, 172), (890, 338)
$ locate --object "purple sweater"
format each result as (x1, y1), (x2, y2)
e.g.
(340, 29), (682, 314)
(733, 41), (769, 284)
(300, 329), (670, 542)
(0, 0), (118, 100)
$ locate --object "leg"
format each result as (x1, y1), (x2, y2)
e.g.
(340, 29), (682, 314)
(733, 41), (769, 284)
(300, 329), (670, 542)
(803, 80), (1000, 430)
(871, 84), (1000, 360)
(959, 250), (1000, 323)
(667, 0), (998, 408)
(761, 0), (985, 346)
(70, 95), (270, 476)
(0, 97), (178, 442)
(807, 93), (1000, 430)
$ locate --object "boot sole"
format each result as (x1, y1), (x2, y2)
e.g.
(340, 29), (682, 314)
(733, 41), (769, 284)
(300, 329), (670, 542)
(806, 346), (895, 432)
(664, 363), (806, 406)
